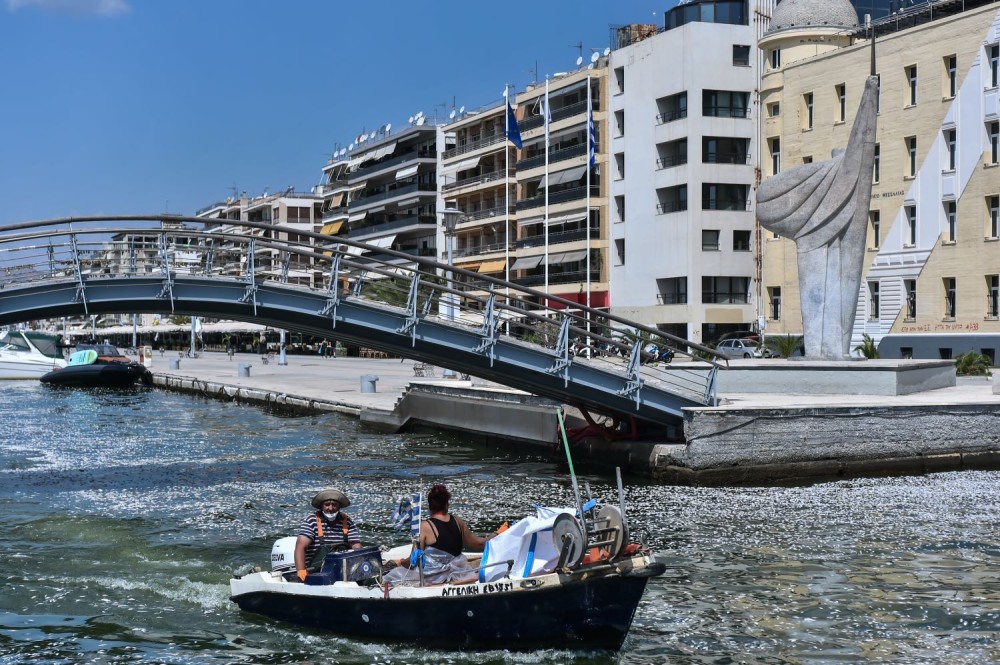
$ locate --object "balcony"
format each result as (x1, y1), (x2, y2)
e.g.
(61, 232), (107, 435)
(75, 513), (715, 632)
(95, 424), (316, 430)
(516, 185), (599, 211)
(512, 269), (600, 288)
(656, 201), (687, 214)
(462, 204), (516, 223)
(655, 108), (687, 124)
(517, 143), (587, 171)
(350, 182), (436, 210)
(351, 151), (434, 180)
(704, 151), (751, 165)
(443, 169), (514, 192)
(349, 214), (436, 240)
(453, 240), (511, 259)
(519, 98), (599, 132)
(516, 225), (601, 249)
(656, 154), (687, 169)
(442, 132), (506, 159)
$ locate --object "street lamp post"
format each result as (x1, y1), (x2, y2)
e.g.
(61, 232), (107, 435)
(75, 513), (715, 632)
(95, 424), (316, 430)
(441, 206), (462, 378)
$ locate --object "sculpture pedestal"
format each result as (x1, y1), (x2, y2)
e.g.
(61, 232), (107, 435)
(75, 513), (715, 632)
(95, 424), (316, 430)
(714, 359), (956, 396)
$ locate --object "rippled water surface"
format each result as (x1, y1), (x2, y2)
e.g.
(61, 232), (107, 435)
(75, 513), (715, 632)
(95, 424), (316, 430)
(1, 383), (998, 664)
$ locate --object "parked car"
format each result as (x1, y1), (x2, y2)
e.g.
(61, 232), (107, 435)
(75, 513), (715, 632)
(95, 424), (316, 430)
(715, 338), (770, 359)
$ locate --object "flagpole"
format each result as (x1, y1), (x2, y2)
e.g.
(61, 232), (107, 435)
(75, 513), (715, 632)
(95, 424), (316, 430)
(585, 74), (592, 341)
(544, 76), (550, 305)
(504, 85), (511, 332)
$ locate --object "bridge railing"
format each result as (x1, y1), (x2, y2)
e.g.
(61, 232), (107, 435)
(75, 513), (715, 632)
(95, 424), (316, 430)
(0, 216), (727, 406)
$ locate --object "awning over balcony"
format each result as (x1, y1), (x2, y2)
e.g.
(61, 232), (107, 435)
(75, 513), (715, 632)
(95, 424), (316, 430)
(510, 255), (544, 270)
(546, 249), (588, 265)
(365, 234), (396, 249)
(440, 155), (481, 176)
(517, 213), (587, 228)
(326, 192), (345, 208)
(478, 259), (507, 273)
(455, 261), (481, 271)
(348, 210), (367, 222)
(539, 165), (588, 189)
(321, 221), (344, 235)
(394, 164), (419, 180)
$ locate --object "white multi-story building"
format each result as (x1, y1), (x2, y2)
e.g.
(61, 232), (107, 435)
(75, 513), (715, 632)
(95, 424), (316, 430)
(608, 2), (759, 345)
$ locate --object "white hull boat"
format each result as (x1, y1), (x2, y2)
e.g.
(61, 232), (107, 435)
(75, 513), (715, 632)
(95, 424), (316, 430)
(0, 331), (66, 380)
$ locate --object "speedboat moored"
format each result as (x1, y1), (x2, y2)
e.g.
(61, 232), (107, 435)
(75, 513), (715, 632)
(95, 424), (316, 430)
(40, 343), (152, 388)
(0, 330), (67, 379)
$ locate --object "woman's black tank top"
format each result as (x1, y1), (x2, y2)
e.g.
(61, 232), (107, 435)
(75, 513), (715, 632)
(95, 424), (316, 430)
(428, 516), (463, 556)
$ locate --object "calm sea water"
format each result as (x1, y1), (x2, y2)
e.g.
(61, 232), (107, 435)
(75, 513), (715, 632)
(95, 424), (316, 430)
(1, 383), (998, 664)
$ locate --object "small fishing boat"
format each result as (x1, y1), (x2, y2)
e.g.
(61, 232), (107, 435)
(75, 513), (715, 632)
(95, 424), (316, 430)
(0, 330), (67, 379)
(231, 429), (664, 652)
(40, 343), (152, 388)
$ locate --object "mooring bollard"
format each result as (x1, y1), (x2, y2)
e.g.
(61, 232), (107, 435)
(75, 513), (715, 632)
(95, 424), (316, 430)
(239, 364), (251, 378)
(169, 358), (180, 370)
(360, 374), (378, 393)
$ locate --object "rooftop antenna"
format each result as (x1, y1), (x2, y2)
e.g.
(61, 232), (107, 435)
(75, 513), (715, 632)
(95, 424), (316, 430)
(529, 61), (538, 84)
(570, 41), (583, 62)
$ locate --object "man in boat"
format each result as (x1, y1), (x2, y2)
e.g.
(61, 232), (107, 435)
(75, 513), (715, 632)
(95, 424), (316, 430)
(293, 488), (362, 582)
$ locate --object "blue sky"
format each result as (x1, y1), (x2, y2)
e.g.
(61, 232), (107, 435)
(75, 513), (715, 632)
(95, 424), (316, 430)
(1, 0), (675, 222)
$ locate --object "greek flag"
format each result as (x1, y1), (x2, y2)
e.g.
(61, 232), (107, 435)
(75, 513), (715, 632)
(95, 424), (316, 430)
(505, 102), (522, 149)
(391, 492), (422, 540)
(587, 106), (596, 168)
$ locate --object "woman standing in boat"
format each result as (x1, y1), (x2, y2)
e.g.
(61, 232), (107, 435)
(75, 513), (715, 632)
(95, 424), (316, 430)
(293, 488), (361, 582)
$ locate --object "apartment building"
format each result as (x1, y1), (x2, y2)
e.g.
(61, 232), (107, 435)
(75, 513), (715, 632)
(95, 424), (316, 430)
(608, 1), (759, 345)
(344, 124), (444, 273)
(511, 65), (608, 312)
(759, 0), (1000, 360)
(318, 154), (350, 243)
(195, 189), (322, 286)
(439, 101), (516, 287)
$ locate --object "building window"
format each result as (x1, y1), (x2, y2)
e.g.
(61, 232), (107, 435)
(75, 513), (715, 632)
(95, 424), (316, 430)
(614, 110), (625, 136)
(802, 156), (813, 164)
(769, 137), (780, 175)
(767, 102), (780, 117)
(614, 194), (625, 221)
(614, 67), (625, 94)
(702, 90), (749, 118)
(614, 238), (625, 265)
(702, 229), (720, 251)
(768, 286), (781, 320)
(945, 55), (957, 98)
(990, 44), (999, 88)
(945, 200), (957, 242)
(803, 92), (814, 129)
(944, 128), (956, 171)
(733, 45), (750, 66)
(906, 136), (917, 176)
(770, 48), (781, 70)
(989, 195), (999, 238)
(656, 277), (687, 304)
(873, 143), (880, 183)
(614, 153), (625, 179)
(905, 205), (917, 246)
(656, 92), (687, 123)
(656, 184), (687, 214)
(870, 210), (881, 249)
(868, 281), (880, 320)
(702, 276), (750, 304)
(702, 183), (749, 211)
(875, 73), (881, 113)
(944, 277), (956, 318)
(905, 279), (917, 319)
(656, 138), (687, 169)
(906, 64), (918, 106)
(733, 230), (751, 251)
(988, 275), (1000, 318)
(836, 83), (846, 122)
(703, 136), (749, 164)
(989, 121), (999, 165)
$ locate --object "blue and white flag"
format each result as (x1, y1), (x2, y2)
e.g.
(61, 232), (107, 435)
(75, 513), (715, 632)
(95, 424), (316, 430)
(587, 106), (596, 168)
(391, 492), (422, 540)
(505, 102), (522, 149)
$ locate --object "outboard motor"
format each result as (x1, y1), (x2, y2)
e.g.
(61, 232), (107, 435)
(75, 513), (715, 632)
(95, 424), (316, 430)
(270, 537), (298, 574)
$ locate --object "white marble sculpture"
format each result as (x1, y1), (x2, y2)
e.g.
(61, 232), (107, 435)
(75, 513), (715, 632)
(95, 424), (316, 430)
(757, 76), (879, 360)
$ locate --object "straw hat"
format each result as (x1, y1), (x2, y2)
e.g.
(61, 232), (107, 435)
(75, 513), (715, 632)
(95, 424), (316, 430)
(311, 488), (350, 509)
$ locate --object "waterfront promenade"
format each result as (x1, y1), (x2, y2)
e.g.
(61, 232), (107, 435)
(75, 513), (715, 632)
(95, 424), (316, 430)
(151, 350), (1000, 484)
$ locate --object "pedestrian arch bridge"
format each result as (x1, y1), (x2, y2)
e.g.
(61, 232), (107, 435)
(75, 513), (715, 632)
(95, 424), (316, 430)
(0, 216), (727, 430)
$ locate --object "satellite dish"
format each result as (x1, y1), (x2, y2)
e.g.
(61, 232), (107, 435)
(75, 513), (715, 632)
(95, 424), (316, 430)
(416, 111), (424, 118)
(590, 51), (600, 63)
(385, 123), (391, 133)
(576, 56), (583, 66)
(603, 47), (611, 56)
(416, 116), (425, 125)
(348, 144), (355, 151)
(588, 63), (594, 70)
(369, 131), (376, 140)
(408, 116), (414, 124)
(459, 106), (465, 115)
(449, 109), (456, 119)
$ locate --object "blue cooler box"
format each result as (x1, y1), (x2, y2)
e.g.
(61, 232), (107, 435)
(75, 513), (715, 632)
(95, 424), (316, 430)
(306, 546), (381, 584)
